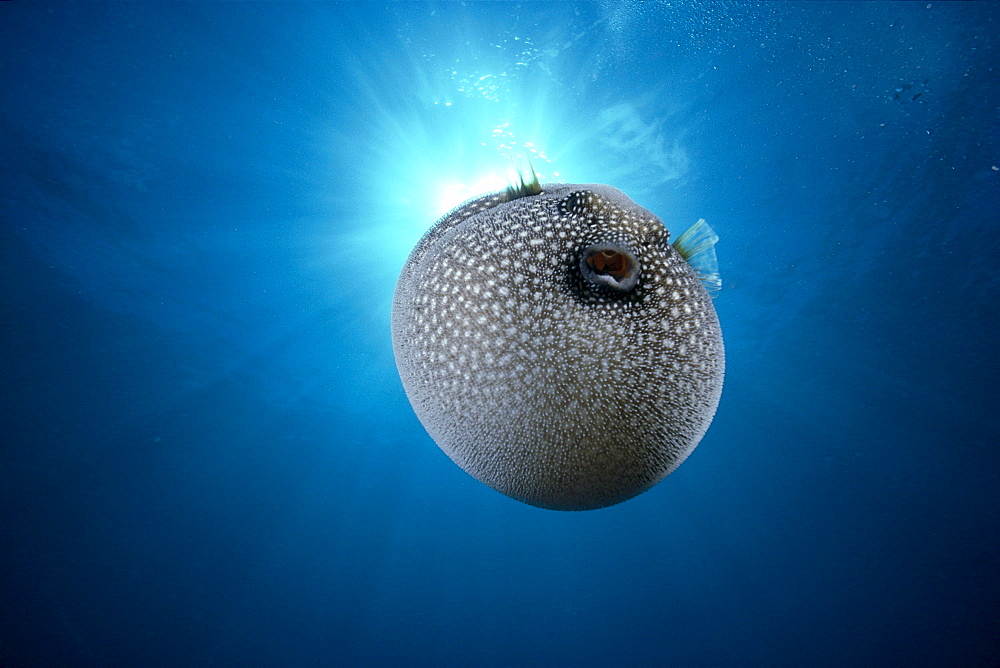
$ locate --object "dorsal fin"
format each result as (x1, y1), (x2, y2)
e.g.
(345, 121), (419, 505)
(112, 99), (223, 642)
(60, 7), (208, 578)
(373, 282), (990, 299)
(504, 155), (542, 201)
(672, 218), (721, 297)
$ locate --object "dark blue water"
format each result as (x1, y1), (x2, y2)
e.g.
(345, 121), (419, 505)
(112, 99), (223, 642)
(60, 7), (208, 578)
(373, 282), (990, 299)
(2, 2), (998, 665)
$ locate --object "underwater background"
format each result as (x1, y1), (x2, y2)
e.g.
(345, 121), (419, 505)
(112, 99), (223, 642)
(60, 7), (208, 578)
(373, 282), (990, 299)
(2, 1), (998, 665)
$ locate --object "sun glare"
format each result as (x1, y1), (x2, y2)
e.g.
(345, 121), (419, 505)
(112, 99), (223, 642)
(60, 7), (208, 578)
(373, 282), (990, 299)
(322, 16), (684, 319)
(435, 174), (508, 218)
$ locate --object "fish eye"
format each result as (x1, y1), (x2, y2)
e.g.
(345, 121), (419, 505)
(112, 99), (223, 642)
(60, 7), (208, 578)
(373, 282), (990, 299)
(580, 244), (640, 292)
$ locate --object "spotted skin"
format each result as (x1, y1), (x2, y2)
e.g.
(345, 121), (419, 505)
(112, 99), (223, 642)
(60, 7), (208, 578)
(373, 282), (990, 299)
(392, 183), (724, 510)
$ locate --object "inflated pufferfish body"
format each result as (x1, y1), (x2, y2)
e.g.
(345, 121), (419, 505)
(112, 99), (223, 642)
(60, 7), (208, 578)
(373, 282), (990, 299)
(392, 179), (724, 510)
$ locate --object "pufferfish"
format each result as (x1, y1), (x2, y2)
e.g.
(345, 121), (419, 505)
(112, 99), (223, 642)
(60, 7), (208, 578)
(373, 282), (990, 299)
(391, 170), (724, 511)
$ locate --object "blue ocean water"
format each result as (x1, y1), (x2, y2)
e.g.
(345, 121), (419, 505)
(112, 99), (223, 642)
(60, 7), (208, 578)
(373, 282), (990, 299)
(2, 1), (998, 664)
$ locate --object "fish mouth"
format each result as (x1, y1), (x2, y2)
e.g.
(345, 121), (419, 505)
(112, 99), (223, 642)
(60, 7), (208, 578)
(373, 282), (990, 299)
(580, 243), (641, 292)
